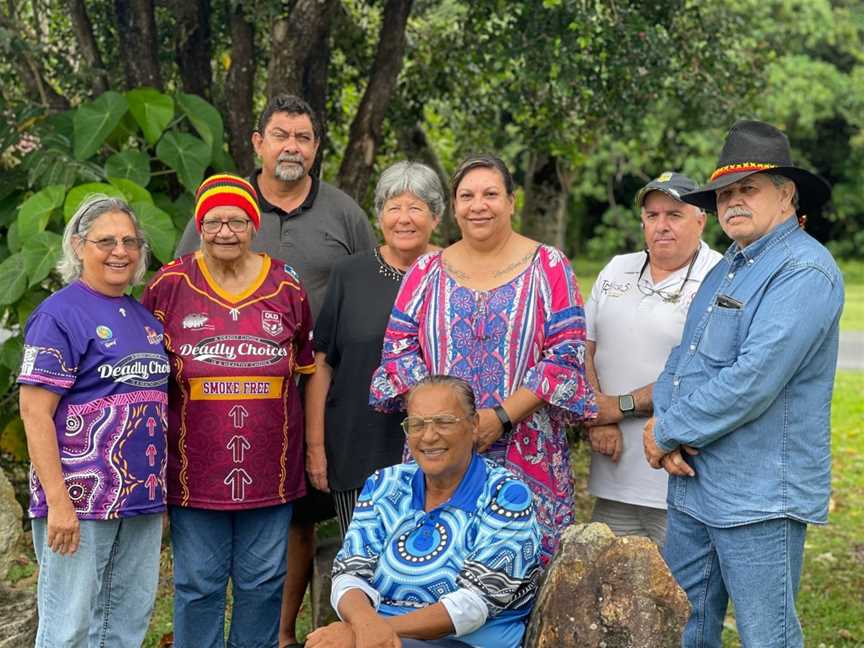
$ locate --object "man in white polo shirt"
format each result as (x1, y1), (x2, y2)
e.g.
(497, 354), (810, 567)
(584, 171), (722, 544)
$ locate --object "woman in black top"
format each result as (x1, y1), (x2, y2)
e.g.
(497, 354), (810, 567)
(305, 161), (444, 535)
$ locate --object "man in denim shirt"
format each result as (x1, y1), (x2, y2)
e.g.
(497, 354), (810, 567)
(642, 120), (844, 648)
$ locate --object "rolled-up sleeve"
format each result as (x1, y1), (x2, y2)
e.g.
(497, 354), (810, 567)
(439, 589), (488, 636)
(521, 250), (596, 422)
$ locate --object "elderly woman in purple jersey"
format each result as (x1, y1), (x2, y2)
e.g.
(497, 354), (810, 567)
(18, 195), (169, 647)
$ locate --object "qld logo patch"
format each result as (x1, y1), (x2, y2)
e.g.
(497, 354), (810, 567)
(96, 325), (113, 340)
(261, 311), (283, 336)
(145, 326), (163, 345)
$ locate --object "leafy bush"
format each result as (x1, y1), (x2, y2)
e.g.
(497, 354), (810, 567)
(0, 88), (232, 459)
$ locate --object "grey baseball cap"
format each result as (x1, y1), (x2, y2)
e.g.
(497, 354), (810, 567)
(635, 171), (700, 208)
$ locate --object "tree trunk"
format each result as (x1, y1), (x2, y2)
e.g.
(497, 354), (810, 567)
(337, 0), (414, 203)
(170, 0), (212, 99)
(68, 0), (110, 96)
(521, 151), (571, 250)
(113, 0), (162, 89)
(224, 3), (255, 176)
(398, 122), (458, 244)
(266, 0), (337, 99)
(304, 31), (331, 178)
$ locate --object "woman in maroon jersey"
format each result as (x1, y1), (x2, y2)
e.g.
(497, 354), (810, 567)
(142, 174), (314, 648)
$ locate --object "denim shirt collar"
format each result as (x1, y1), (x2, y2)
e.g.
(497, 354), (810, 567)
(723, 215), (799, 266)
(410, 453), (487, 512)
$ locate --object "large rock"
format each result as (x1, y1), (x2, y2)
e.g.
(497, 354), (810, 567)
(0, 467), (23, 579)
(0, 584), (37, 647)
(525, 523), (689, 648)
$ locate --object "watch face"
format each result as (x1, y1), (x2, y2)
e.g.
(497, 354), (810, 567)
(619, 394), (636, 413)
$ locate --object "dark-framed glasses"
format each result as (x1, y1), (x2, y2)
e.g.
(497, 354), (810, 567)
(637, 247), (700, 304)
(81, 236), (144, 252)
(401, 415), (467, 437)
(201, 219), (251, 234)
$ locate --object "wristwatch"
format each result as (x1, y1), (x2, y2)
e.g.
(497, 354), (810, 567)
(618, 394), (637, 418)
(493, 404), (513, 434)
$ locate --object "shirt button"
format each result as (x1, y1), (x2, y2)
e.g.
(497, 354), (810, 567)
(708, 306), (713, 312)
(748, 259), (754, 265)
(689, 345), (696, 351)
(728, 273), (735, 279)
(673, 379), (680, 386)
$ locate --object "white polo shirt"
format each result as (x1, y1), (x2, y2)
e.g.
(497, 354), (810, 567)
(585, 240), (722, 509)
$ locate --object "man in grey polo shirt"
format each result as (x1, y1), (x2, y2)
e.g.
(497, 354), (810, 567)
(176, 94), (375, 648)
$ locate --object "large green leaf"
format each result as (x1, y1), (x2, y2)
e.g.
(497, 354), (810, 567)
(17, 185), (66, 241)
(21, 231), (63, 287)
(105, 150), (151, 187)
(155, 132), (210, 193)
(0, 253), (27, 305)
(73, 91), (129, 160)
(63, 183), (125, 221)
(127, 88), (175, 146)
(7, 222), (21, 253)
(176, 92), (224, 158)
(132, 201), (176, 264)
(108, 177), (153, 205)
(16, 288), (49, 324)
(0, 336), (23, 371)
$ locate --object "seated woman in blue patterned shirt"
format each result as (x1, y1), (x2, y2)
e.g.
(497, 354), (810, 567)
(305, 375), (541, 648)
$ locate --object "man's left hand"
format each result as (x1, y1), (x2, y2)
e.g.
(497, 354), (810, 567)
(643, 417), (666, 468)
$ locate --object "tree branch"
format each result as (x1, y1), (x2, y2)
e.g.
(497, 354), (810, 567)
(68, 0), (110, 96)
(337, 0), (414, 202)
(266, 0), (337, 99)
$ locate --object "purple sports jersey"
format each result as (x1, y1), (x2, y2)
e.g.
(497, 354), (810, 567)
(18, 281), (169, 519)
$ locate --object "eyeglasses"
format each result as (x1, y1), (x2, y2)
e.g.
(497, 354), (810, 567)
(201, 219), (251, 234)
(401, 415), (468, 437)
(81, 236), (144, 252)
(637, 247), (700, 304)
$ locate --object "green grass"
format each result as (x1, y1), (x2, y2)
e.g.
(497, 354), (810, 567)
(720, 372), (864, 647)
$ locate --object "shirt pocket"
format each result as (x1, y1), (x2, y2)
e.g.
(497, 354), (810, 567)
(699, 306), (742, 365)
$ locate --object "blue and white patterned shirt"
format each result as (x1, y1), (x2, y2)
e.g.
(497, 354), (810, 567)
(331, 454), (541, 648)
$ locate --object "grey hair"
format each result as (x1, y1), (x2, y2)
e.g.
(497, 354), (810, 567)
(764, 173), (800, 210)
(57, 195), (150, 285)
(373, 161), (446, 220)
(406, 374), (477, 417)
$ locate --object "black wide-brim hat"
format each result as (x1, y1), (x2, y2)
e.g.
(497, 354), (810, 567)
(681, 120), (831, 215)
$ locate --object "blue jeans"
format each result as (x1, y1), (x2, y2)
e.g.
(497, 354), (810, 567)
(664, 507), (807, 648)
(32, 513), (163, 648)
(170, 503), (293, 648)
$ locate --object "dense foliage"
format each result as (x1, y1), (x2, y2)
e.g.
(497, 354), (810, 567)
(0, 0), (862, 457)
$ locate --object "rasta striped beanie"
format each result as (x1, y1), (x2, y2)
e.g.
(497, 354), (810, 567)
(194, 174), (261, 231)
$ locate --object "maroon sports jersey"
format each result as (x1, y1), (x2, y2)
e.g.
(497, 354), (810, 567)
(142, 252), (314, 509)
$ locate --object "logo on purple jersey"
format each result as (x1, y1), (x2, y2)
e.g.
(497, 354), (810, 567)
(144, 326), (163, 345)
(261, 311), (283, 336)
(96, 325), (113, 339)
(97, 353), (170, 387)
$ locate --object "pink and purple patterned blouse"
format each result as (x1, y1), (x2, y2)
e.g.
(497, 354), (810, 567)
(370, 245), (596, 562)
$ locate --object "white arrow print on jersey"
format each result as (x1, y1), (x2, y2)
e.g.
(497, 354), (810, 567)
(228, 404), (249, 429)
(224, 468), (252, 501)
(227, 435), (251, 463)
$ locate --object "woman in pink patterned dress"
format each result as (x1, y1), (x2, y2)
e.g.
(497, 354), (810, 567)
(370, 154), (596, 562)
